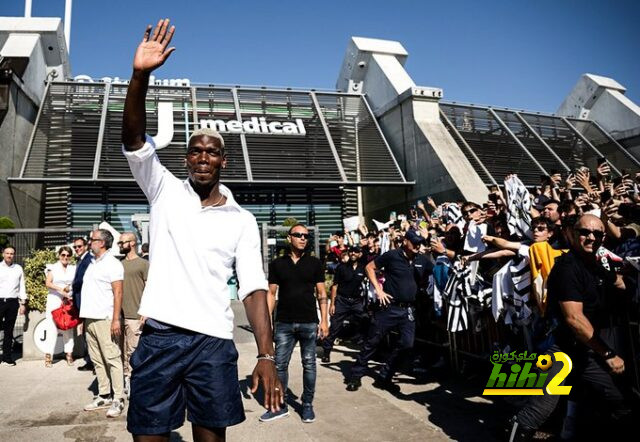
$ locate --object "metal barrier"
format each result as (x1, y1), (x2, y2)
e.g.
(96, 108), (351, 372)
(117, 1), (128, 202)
(0, 228), (92, 265)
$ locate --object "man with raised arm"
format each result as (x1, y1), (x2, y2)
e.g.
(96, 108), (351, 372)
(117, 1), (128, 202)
(121, 18), (282, 442)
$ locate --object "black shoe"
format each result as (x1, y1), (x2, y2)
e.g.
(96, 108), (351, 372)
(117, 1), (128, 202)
(505, 416), (535, 442)
(346, 378), (361, 392)
(321, 351), (330, 363)
(2, 358), (16, 366)
(373, 377), (400, 394)
(77, 363), (94, 372)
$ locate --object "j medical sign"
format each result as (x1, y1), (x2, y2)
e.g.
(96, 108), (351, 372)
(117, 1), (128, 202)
(150, 102), (307, 149)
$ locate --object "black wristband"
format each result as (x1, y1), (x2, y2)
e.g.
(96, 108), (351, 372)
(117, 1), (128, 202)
(603, 349), (617, 360)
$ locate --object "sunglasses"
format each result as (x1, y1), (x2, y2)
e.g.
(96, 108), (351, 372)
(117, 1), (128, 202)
(59, 253), (70, 257)
(73, 245), (84, 249)
(88, 238), (103, 243)
(577, 228), (604, 241)
(117, 240), (133, 246)
(463, 208), (478, 216)
(290, 232), (310, 239)
(533, 225), (548, 232)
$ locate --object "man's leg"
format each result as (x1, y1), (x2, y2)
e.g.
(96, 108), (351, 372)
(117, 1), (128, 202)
(378, 306), (415, 382)
(297, 323), (318, 405)
(123, 318), (141, 379)
(274, 322), (296, 402)
(192, 425), (225, 442)
(322, 298), (350, 355)
(85, 319), (111, 398)
(94, 318), (125, 400)
(1, 299), (19, 361)
(512, 346), (565, 438)
(349, 308), (393, 381)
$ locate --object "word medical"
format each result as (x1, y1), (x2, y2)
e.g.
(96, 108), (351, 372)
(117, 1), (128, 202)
(199, 117), (306, 136)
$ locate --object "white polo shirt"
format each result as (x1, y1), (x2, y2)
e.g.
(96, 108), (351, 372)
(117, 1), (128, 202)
(0, 260), (26, 301)
(123, 136), (268, 339)
(80, 251), (124, 320)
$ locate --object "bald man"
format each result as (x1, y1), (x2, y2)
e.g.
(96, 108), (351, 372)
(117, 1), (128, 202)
(118, 231), (148, 394)
(509, 215), (631, 439)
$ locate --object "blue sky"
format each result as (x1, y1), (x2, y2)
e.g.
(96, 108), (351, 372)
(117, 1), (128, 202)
(2, 0), (639, 112)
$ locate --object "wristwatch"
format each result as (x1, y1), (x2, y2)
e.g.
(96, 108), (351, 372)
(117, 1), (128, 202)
(603, 349), (617, 360)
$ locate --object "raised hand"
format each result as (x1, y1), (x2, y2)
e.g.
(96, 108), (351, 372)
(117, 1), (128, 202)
(133, 19), (176, 73)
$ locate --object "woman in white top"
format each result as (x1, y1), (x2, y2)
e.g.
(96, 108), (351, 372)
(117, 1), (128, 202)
(44, 246), (76, 367)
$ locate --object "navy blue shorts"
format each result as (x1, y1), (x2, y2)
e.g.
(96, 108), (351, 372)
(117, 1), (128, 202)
(126, 323), (245, 435)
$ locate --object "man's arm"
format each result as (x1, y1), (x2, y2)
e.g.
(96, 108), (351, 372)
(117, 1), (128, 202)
(316, 282), (329, 338)
(18, 268), (27, 315)
(366, 260), (393, 306)
(266, 283), (278, 320)
(122, 19), (175, 150)
(560, 301), (624, 374)
(329, 283), (338, 316)
(111, 280), (123, 337)
(243, 289), (283, 412)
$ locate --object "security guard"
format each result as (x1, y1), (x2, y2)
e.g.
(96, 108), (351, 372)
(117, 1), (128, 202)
(347, 230), (432, 392)
(321, 246), (369, 363)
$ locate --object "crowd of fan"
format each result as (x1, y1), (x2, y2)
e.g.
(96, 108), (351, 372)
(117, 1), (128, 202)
(322, 160), (639, 439)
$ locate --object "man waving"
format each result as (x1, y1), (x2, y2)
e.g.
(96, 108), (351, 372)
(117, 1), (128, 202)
(121, 19), (282, 442)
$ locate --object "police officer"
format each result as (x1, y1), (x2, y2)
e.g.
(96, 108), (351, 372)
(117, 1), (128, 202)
(321, 246), (368, 363)
(346, 230), (432, 392)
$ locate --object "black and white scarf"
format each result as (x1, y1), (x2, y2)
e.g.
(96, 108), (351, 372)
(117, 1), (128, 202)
(504, 176), (533, 240)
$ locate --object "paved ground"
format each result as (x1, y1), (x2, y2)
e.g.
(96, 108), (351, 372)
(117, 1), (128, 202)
(0, 302), (509, 441)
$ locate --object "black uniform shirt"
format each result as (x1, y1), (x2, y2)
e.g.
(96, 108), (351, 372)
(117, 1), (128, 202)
(334, 262), (366, 299)
(269, 253), (324, 323)
(374, 249), (433, 303)
(547, 250), (617, 352)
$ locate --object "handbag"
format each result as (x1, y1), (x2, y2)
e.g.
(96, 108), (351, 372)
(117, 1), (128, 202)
(51, 298), (81, 330)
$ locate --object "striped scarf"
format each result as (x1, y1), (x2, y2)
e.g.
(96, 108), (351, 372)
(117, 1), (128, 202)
(442, 263), (492, 332)
(504, 176), (533, 240)
(443, 203), (465, 230)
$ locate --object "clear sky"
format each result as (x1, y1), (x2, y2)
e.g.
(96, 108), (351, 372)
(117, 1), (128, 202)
(2, 0), (639, 113)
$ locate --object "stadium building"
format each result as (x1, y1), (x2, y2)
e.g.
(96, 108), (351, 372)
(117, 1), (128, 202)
(2, 16), (640, 250)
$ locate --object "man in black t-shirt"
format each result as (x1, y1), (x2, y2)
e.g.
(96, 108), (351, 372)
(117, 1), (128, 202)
(321, 246), (369, 363)
(347, 230), (433, 392)
(511, 214), (631, 439)
(261, 224), (329, 424)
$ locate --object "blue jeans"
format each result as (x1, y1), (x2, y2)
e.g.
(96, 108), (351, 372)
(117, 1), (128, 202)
(274, 322), (317, 404)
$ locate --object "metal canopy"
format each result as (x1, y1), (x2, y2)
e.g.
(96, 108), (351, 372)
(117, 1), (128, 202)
(12, 81), (412, 186)
(440, 103), (640, 186)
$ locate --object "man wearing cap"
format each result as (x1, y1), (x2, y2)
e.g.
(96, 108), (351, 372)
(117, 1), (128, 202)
(121, 19), (281, 441)
(346, 230), (433, 392)
(322, 246), (367, 363)
(321, 245), (368, 363)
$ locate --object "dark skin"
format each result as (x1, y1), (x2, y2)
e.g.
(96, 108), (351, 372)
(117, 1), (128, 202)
(122, 18), (282, 442)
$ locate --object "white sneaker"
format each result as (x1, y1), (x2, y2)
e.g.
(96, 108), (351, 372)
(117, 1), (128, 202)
(106, 398), (125, 418)
(84, 396), (113, 411)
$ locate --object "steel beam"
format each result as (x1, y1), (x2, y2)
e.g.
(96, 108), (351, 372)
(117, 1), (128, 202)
(561, 117), (622, 176)
(190, 86), (199, 126)
(514, 112), (570, 173)
(231, 87), (253, 181)
(310, 91), (348, 182)
(361, 96), (409, 183)
(92, 82), (111, 180)
(488, 108), (548, 176)
(585, 119), (640, 169)
(7, 177), (414, 186)
(439, 109), (499, 186)
(19, 80), (52, 178)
